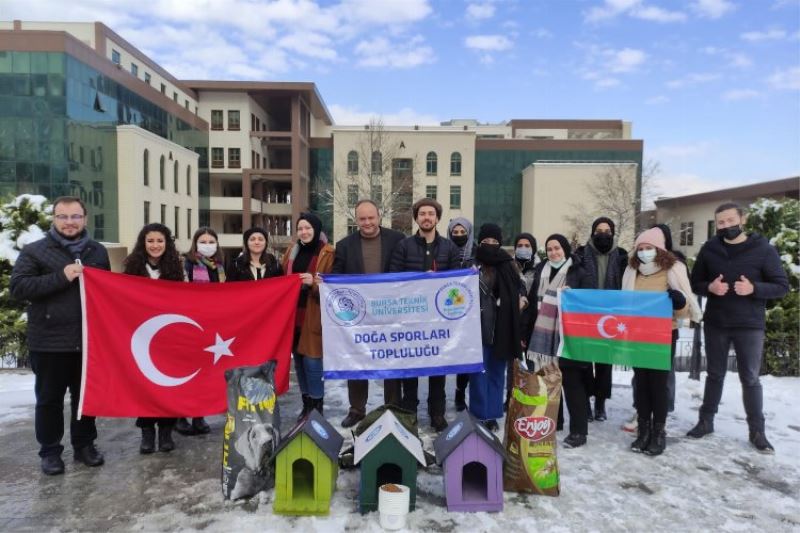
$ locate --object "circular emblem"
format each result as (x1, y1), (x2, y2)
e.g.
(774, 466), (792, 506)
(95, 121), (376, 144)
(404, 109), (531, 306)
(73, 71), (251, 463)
(325, 288), (367, 327)
(365, 424), (382, 442)
(445, 421), (463, 441)
(310, 420), (329, 439)
(435, 281), (474, 320)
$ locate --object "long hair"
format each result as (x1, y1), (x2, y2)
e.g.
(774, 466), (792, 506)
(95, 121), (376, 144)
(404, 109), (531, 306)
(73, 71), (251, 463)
(123, 223), (184, 281)
(240, 227), (277, 269)
(187, 226), (224, 264)
(629, 247), (676, 271)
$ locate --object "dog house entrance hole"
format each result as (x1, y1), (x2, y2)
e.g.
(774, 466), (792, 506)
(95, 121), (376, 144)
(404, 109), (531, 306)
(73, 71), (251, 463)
(292, 458), (315, 500)
(462, 461), (488, 501)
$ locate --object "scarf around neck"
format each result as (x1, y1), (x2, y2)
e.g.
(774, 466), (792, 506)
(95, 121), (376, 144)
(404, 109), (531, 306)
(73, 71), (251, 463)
(528, 258), (572, 359)
(48, 227), (90, 259)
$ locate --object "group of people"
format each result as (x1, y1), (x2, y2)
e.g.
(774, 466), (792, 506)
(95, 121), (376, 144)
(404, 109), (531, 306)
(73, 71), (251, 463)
(9, 195), (788, 476)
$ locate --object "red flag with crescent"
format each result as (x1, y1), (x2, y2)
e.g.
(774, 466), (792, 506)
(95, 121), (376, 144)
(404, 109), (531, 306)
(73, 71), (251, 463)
(78, 267), (301, 417)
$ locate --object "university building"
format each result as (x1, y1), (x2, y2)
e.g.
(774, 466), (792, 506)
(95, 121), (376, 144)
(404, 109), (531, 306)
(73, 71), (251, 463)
(1, 20), (644, 260)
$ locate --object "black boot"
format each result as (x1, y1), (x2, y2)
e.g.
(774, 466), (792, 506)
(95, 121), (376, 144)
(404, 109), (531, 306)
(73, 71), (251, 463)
(431, 414), (448, 432)
(297, 394), (311, 422)
(74, 444), (104, 467)
(686, 417), (714, 439)
(587, 402), (594, 422)
(311, 397), (324, 416)
(140, 427), (156, 454)
(645, 423), (666, 456)
(158, 425), (175, 452)
(594, 398), (607, 421)
(749, 431), (775, 454)
(41, 455), (65, 476)
(191, 417), (210, 434)
(564, 433), (587, 448)
(631, 419), (651, 453)
(175, 417), (196, 436)
(455, 388), (467, 412)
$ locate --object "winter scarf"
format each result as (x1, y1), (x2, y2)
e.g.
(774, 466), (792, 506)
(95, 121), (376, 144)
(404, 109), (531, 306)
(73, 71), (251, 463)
(48, 227), (90, 259)
(191, 254), (225, 283)
(622, 261), (702, 322)
(527, 258), (572, 359)
(476, 244), (522, 360)
(448, 217), (475, 267)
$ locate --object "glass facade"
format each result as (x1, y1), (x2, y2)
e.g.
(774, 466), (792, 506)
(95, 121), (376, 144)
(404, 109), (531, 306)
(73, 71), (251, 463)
(0, 50), (208, 241)
(474, 149), (643, 239)
(309, 147), (333, 234)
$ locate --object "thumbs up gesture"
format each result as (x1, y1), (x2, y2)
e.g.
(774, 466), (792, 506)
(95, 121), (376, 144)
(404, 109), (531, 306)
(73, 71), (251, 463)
(734, 275), (754, 296)
(709, 274), (729, 296)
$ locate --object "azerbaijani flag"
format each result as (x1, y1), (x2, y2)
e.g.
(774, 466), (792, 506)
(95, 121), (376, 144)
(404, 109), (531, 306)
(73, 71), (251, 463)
(557, 289), (673, 370)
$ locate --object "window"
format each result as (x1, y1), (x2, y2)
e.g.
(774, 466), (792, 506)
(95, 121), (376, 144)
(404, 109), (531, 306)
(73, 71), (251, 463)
(196, 147), (208, 168)
(187, 209), (192, 239)
(174, 207), (180, 238)
(174, 161), (179, 193)
(450, 185), (461, 209)
(143, 201), (150, 224)
(228, 148), (241, 169)
(211, 148), (224, 168)
(160, 83), (166, 94)
(347, 218), (358, 235)
(228, 110), (240, 130)
(426, 152), (438, 176)
(450, 152), (462, 176)
(160, 204), (166, 224)
(143, 149), (149, 186)
(251, 113), (256, 131)
(144, 72), (151, 85)
(371, 184), (383, 203)
(131, 63), (138, 76)
(111, 49), (120, 65)
(425, 185), (437, 200)
(371, 151), (382, 176)
(347, 150), (358, 174)
(186, 166), (192, 196)
(707, 220), (715, 240)
(680, 221), (694, 246)
(159, 155), (165, 189)
(172, 92), (178, 102)
(347, 184), (359, 207)
(211, 110), (223, 130)
(185, 100), (189, 110)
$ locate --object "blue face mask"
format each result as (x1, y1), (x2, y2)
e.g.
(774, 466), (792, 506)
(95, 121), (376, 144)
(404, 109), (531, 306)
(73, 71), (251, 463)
(515, 247), (533, 261)
(637, 249), (657, 264)
(549, 258), (566, 269)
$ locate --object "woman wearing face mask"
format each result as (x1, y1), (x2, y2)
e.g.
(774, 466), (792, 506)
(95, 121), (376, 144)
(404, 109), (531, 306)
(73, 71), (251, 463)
(123, 223), (185, 454)
(175, 227), (226, 436)
(469, 223), (522, 431)
(229, 227), (282, 281)
(522, 234), (592, 448)
(281, 212), (335, 421)
(513, 233), (539, 294)
(447, 217), (476, 411)
(622, 228), (701, 456)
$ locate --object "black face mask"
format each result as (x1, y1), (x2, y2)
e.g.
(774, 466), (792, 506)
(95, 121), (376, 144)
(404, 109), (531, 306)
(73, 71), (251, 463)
(452, 234), (469, 247)
(592, 233), (614, 253)
(717, 225), (743, 240)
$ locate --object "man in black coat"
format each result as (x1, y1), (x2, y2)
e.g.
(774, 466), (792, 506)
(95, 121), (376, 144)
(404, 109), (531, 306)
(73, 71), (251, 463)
(687, 202), (789, 453)
(387, 198), (462, 431)
(10, 196), (111, 475)
(331, 199), (405, 428)
(574, 216), (628, 421)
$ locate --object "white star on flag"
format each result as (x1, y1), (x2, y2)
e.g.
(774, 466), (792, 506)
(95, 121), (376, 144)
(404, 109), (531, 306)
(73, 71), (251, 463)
(617, 322), (627, 333)
(204, 333), (236, 364)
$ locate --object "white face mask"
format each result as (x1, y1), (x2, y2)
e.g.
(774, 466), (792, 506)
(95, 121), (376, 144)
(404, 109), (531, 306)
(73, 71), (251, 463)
(515, 247), (533, 261)
(197, 242), (217, 257)
(637, 249), (657, 264)
(549, 258), (566, 269)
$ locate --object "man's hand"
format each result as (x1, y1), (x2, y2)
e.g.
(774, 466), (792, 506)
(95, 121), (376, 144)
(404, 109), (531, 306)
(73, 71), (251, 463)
(708, 274), (729, 296)
(63, 263), (83, 282)
(734, 275), (754, 296)
(299, 272), (313, 286)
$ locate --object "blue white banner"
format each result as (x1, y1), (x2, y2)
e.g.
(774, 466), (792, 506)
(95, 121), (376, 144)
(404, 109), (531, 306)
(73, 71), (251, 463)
(320, 269), (483, 380)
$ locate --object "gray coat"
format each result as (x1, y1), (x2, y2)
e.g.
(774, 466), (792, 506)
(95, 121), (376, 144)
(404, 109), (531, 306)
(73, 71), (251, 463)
(10, 233), (110, 352)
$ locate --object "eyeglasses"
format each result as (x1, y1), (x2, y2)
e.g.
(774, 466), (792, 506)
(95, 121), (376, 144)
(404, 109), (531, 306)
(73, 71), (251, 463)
(54, 214), (85, 221)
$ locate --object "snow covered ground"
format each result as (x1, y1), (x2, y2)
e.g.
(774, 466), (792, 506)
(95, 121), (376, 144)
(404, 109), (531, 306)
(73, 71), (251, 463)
(0, 368), (798, 532)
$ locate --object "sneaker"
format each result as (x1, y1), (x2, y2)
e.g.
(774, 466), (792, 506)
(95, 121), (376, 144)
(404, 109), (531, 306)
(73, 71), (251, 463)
(341, 411), (365, 428)
(622, 413), (638, 433)
(749, 432), (775, 454)
(41, 455), (65, 476)
(686, 419), (714, 439)
(74, 445), (104, 467)
(563, 433), (587, 448)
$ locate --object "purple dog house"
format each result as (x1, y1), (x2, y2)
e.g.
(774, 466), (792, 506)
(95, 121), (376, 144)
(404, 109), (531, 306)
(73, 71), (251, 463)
(433, 411), (506, 512)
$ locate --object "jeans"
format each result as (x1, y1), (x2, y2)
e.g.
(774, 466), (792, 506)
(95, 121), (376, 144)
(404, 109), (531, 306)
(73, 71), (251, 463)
(294, 353), (324, 399)
(700, 324), (765, 432)
(468, 345), (506, 421)
(30, 351), (97, 458)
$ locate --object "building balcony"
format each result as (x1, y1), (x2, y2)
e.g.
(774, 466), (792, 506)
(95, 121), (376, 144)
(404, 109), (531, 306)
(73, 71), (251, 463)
(246, 168), (292, 182)
(262, 202), (292, 216)
(209, 196), (263, 213)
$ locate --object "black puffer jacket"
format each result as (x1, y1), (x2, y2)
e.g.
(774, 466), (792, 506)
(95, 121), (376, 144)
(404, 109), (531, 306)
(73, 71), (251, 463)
(10, 233), (110, 352)
(691, 233), (789, 329)
(228, 253), (282, 281)
(389, 232), (462, 272)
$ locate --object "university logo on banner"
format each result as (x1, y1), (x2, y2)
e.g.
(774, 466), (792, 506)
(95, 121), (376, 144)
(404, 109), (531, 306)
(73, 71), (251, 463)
(320, 269), (483, 380)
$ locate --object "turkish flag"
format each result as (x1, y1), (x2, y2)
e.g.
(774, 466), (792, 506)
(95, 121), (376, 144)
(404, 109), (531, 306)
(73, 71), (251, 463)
(78, 267), (301, 418)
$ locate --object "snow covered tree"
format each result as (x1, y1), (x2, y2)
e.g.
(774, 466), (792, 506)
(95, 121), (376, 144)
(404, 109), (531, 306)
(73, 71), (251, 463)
(0, 194), (51, 367)
(746, 197), (799, 376)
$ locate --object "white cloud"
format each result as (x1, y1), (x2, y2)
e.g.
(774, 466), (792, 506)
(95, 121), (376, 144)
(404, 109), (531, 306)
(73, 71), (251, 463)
(768, 66), (800, 90)
(464, 35), (513, 51)
(532, 28), (554, 39)
(691, 0), (736, 19)
(722, 89), (761, 101)
(633, 6), (687, 22)
(645, 95), (670, 104)
(607, 48), (647, 72)
(585, 0), (686, 23)
(354, 35), (435, 68)
(576, 44), (647, 88)
(701, 47), (753, 69)
(651, 172), (722, 199)
(466, 3), (495, 20)
(329, 104), (440, 126)
(741, 28), (788, 41)
(666, 72), (720, 89)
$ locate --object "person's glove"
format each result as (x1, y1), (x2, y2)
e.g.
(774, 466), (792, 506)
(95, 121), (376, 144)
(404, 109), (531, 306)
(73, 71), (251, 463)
(667, 289), (686, 310)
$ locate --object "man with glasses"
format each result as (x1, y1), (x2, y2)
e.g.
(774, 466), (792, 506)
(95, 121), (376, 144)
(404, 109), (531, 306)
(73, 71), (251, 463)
(11, 196), (110, 475)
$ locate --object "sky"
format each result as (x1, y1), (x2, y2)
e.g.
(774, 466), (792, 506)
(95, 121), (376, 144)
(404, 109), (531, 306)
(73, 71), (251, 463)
(3, 0), (799, 198)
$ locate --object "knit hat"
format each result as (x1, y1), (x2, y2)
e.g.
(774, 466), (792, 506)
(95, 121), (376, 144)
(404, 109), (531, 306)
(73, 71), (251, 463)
(478, 223), (503, 245)
(243, 226), (268, 246)
(514, 232), (537, 251)
(591, 217), (616, 236)
(412, 197), (442, 220)
(634, 227), (666, 251)
(545, 233), (572, 259)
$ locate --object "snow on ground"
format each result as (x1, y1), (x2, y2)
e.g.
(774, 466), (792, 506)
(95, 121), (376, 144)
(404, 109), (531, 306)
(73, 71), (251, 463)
(0, 371), (35, 424)
(0, 368), (798, 532)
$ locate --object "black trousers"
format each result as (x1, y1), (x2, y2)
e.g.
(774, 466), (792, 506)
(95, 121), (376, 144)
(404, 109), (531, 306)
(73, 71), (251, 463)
(591, 363), (613, 400)
(633, 329), (678, 423)
(136, 418), (176, 429)
(347, 379), (369, 416)
(384, 376), (446, 417)
(30, 351), (97, 458)
(560, 360), (590, 436)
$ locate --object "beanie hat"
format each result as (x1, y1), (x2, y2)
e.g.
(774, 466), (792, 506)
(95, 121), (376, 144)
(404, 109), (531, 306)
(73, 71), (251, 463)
(545, 233), (572, 259)
(591, 217), (616, 236)
(478, 223), (503, 245)
(634, 227), (666, 251)
(412, 197), (442, 220)
(243, 226), (268, 245)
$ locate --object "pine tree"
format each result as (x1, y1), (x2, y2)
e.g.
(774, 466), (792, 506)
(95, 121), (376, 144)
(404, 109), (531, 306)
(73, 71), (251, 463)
(0, 194), (52, 367)
(746, 197), (799, 376)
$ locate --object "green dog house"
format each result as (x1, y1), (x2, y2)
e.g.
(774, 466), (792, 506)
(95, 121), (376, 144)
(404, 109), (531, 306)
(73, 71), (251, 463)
(273, 410), (344, 515)
(354, 410), (427, 514)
